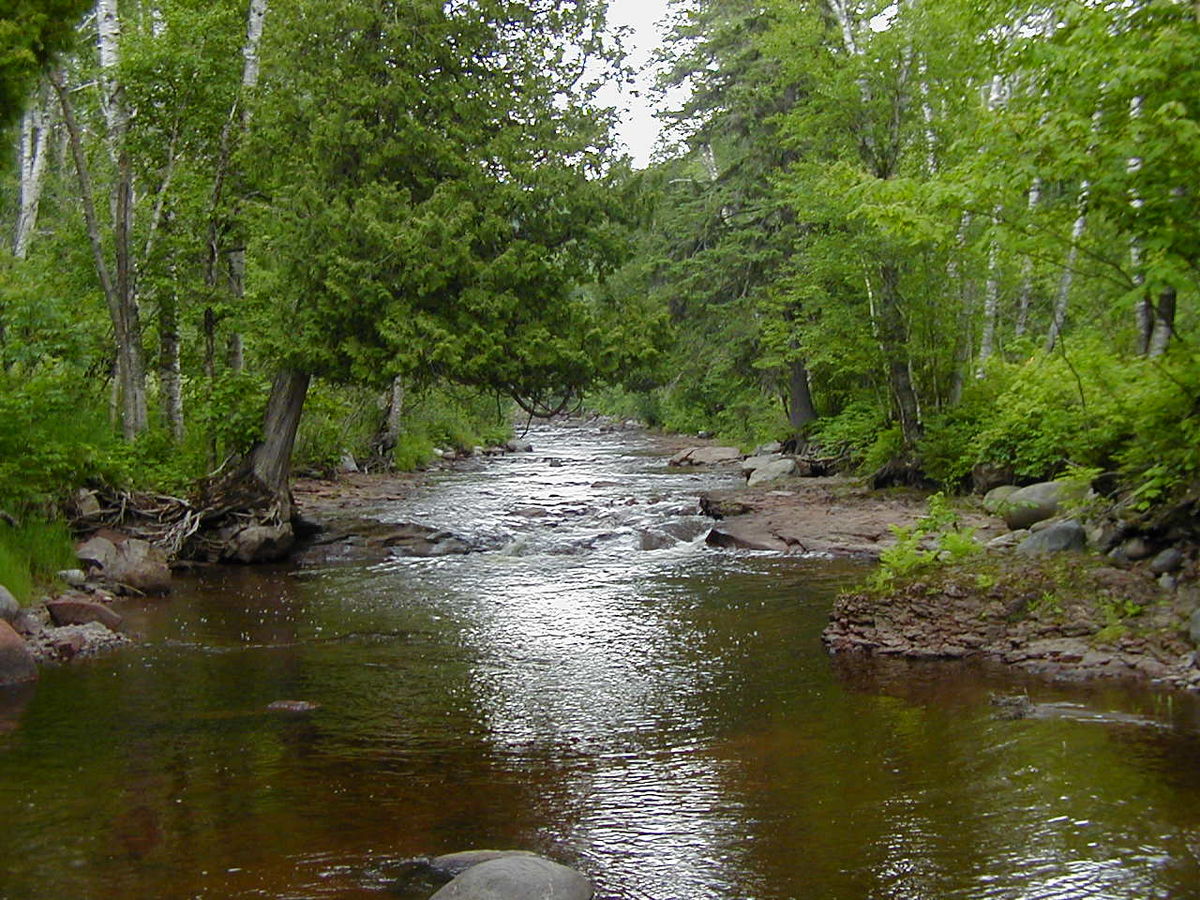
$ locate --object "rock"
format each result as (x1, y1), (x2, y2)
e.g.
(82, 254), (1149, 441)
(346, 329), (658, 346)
(986, 529), (1028, 549)
(687, 446), (742, 466)
(367, 523), (472, 557)
(755, 441), (783, 455)
(266, 700), (320, 713)
(1150, 547), (1185, 575)
(45, 597), (123, 632)
(0, 620), (37, 685)
(1119, 536), (1155, 561)
(638, 530), (676, 551)
(11, 609), (43, 637)
(56, 569), (88, 587)
(0, 585), (18, 623)
(547, 458), (564, 468)
(696, 430), (714, 439)
(73, 488), (102, 518)
(429, 856), (593, 900)
(1002, 481), (1084, 530)
(429, 851), (541, 879)
(28, 621), (129, 662)
(505, 439), (533, 453)
(1159, 574), (1179, 591)
(338, 451), (359, 473)
(1016, 521), (1087, 555)
(982, 485), (1019, 515)
(76, 535), (119, 573)
(698, 493), (754, 519)
(668, 447), (698, 466)
(705, 525), (789, 552)
(747, 458), (796, 487)
(231, 524), (295, 564)
(739, 455), (779, 474)
(77, 534), (172, 592)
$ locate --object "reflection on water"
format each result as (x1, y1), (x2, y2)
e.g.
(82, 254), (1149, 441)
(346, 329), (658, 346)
(1, 423), (1200, 899)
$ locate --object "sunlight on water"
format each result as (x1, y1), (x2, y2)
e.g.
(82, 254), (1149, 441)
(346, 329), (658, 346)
(1, 422), (1200, 899)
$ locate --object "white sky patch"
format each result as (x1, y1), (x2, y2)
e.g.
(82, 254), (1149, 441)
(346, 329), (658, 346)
(600, 0), (674, 168)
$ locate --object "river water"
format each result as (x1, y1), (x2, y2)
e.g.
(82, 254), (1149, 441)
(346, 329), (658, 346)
(2, 422), (1200, 899)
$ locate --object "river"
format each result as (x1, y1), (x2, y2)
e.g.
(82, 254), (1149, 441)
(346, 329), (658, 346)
(2, 422), (1200, 899)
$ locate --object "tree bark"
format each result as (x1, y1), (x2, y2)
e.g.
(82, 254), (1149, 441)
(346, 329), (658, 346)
(878, 263), (922, 448)
(786, 358), (817, 434)
(249, 369), (310, 498)
(160, 267), (184, 442)
(14, 92), (52, 259)
(1045, 185), (1088, 353)
(1148, 286), (1176, 358)
(1015, 178), (1042, 338)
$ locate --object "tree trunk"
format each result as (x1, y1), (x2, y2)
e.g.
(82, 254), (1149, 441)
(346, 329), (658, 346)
(14, 93), (51, 259)
(1148, 286), (1176, 358)
(160, 271), (184, 442)
(786, 358), (817, 434)
(249, 369), (310, 496)
(192, 369), (309, 563)
(1015, 178), (1042, 338)
(878, 263), (921, 448)
(977, 209), (1002, 376)
(379, 375), (406, 453)
(1045, 187), (1088, 353)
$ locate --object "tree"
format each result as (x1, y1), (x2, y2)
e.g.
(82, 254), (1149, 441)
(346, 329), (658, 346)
(194, 0), (643, 559)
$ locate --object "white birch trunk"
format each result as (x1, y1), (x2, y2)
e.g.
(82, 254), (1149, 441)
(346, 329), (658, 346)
(1014, 177), (1041, 337)
(976, 207), (1003, 375)
(1045, 189), (1088, 353)
(14, 95), (52, 259)
(1045, 105), (1102, 353)
(97, 0), (126, 145)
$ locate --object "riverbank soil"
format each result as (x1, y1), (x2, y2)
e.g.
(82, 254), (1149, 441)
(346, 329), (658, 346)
(700, 476), (1008, 556)
(825, 553), (1200, 690)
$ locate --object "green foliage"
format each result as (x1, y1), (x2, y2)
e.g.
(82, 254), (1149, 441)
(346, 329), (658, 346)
(0, 0), (90, 126)
(0, 372), (126, 513)
(0, 518), (77, 604)
(870, 492), (980, 589)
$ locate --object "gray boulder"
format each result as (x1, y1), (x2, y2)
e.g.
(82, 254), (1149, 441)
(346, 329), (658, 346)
(77, 534), (172, 592)
(0, 585), (18, 623)
(429, 856), (593, 900)
(982, 484), (1019, 515)
(1003, 481), (1085, 530)
(689, 446), (742, 466)
(231, 524), (295, 564)
(1016, 520), (1087, 556)
(429, 851), (541, 880)
(0, 620), (37, 685)
(505, 439), (534, 453)
(1150, 547), (1185, 575)
(747, 458), (796, 487)
(739, 455), (778, 474)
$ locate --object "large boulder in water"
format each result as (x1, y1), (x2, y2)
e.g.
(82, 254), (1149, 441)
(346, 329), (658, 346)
(0, 620), (37, 685)
(429, 855), (593, 900)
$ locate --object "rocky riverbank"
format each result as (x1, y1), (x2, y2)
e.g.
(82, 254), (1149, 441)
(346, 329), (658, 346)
(673, 437), (1200, 691)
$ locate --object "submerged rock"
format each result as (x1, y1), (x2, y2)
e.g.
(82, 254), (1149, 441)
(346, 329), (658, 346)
(428, 850), (541, 880)
(429, 855), (593, 900)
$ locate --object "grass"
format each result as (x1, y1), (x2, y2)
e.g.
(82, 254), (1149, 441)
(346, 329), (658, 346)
(0, 518), (77, 605)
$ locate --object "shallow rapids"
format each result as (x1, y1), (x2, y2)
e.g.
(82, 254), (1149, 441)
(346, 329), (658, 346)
(2, 421), (1200, 899)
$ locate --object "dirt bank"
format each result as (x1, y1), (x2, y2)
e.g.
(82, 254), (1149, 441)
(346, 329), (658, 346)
(699, 476), (1007, 557)
(824, 554), (1200, 691)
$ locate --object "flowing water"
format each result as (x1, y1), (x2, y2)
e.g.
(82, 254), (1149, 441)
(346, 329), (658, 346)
(3, 422), (1200, 899)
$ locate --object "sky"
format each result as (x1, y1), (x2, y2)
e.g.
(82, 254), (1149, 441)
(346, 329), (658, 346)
(599, 0), (675, 168)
